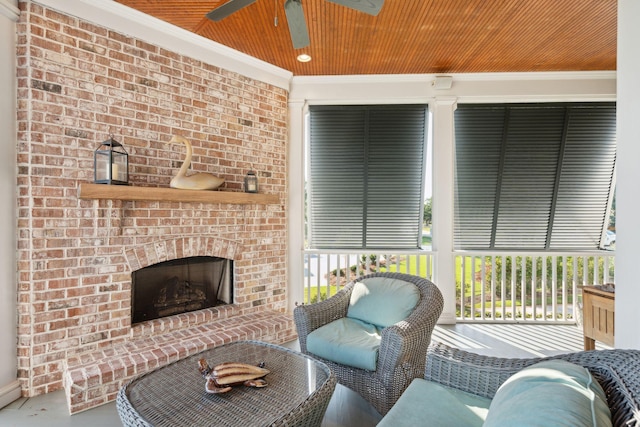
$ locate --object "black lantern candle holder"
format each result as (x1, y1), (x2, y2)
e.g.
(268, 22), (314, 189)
(94, 136), (128, 185)
(244, 170), (258, 193)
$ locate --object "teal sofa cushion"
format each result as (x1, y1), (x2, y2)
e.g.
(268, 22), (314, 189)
(484, 359), (612, 427)
(378, 378), (491, 427)
(346, 276), (420, 328)
(306, 317), (382, 371)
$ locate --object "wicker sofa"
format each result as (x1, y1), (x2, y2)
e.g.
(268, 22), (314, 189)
(378, 341), (640, 426)
(294, 272), (443, 416)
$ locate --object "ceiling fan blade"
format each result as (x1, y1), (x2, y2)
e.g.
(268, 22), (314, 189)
(206, 0), (257, 21)
(284, 0), (310, 49)
(327, 0), (384, 16)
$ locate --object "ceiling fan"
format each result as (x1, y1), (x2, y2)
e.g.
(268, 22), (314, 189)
(206, 0), (384, 49)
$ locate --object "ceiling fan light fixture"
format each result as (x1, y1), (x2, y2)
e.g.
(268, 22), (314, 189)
(297, 54), (312, 62)
(206, 0), (384, 53)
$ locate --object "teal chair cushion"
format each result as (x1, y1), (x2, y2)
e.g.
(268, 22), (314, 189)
(484, 359), (612, 427)
(306, 317), (382, 371)
(346, 276), (420, 328)
(377, 378), (491, 427)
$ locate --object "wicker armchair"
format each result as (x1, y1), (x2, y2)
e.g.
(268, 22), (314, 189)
(293, 272), (443, 416)
(424, 341), (640, 427)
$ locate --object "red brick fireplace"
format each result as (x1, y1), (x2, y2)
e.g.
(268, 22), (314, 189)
(62, 236), (295, 413)
(16, 1), (294, 413)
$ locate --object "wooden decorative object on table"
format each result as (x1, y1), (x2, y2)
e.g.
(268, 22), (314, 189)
(198, 359), (269, 394)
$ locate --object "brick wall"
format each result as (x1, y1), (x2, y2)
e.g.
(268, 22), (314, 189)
(16, 1), (289, 397)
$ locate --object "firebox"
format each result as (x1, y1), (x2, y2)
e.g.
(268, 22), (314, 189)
(131, 256), (233, 324)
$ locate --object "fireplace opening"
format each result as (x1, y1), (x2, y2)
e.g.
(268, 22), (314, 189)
(131, 256), (233, 324)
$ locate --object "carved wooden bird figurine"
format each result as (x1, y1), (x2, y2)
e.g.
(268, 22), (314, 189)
(169, 135), (224, 190)
(198, 359), (269, 394)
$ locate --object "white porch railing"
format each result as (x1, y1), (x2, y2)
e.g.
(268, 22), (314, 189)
(301, 249), (615, 324)
(302, 250), (435, 304)
(456, 251), (615, 323)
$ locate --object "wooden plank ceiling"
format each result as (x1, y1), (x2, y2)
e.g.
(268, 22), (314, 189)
(114, 0), (617, 76)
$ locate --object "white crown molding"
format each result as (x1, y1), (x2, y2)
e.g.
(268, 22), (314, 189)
(0, 0), (19, 21)
(292, 70), (617, 86)
(293, 74), (435, 85)
(453, 70), (617, 81)
(290, 71), (617, 105)
(33, 0), (292, 90)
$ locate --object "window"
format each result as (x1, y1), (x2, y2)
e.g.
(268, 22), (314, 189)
(454, 103), (616, 250)
(307, 105), (428, 249)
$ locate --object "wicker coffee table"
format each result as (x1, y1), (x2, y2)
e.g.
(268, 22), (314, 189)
(116, 340), (336, 427)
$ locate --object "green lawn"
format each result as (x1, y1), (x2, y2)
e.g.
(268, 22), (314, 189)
(304, 285), (339, 304)
(304, 253), (434, 303)
(304, 243), (585, 309)
(421, 226), (432, 246)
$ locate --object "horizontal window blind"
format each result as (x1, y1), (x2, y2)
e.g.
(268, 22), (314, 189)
(454, 103), (616, 250)
(308, 105), (427, 249)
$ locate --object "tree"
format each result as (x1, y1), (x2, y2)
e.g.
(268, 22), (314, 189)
(609, 192), (616, 229)
(423, 198), (432, 226)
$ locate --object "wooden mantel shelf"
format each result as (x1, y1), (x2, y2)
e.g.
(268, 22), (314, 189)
(78, 183), (279, 205)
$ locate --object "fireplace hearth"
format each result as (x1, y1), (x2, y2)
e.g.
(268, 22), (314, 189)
(131, 256), (233, 324)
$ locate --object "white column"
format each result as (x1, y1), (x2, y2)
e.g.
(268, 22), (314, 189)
(0, 0), (21, 409)
(287, 100), (306, 313)
(614, 0), (640, 349)
(431, 97), (457, 324)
